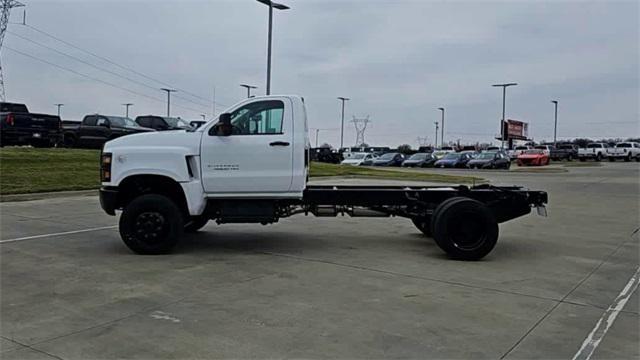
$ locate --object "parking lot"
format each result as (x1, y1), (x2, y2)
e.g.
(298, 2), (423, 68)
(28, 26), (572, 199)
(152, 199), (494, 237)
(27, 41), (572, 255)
(1, 162), (638, 359)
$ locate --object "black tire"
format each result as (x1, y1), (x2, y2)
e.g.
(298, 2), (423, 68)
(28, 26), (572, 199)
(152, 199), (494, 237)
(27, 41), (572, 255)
(625, 154), (632, 162)
(579, 157), (586, 162)
(412, 217), (432, 237)
(567, 155), (573, 162)
(636, 155), (640, 162)
(119, 194), (184, 254)
(596, 153), (602, 162)
(431, 197), (498, 260)
(429, 197), (469, 237)
(609, 157), (615, 162)
(505, 162), (511, 170)
(184, 215), (209, 233)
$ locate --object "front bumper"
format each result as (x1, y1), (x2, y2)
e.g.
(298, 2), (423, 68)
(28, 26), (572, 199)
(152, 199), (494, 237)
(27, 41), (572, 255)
(99, 186), (119, 215)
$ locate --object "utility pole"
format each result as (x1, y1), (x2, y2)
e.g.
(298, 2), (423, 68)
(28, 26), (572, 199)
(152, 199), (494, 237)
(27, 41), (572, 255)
(438, 107), (445, 147)
(240, 84), (257, 98)
(315, 128), (319, 147)
(54, 103), (63, 118)
(551, 100), (558, 147)
(434, 121), (439, 148)
(492, 83), (518, 150)
(122, 103), (133, 118)
(0, 0), (25, 101)
(256, 0), (289, 95)
(337, 97), (349, 149)
(161, 88), (176, 116)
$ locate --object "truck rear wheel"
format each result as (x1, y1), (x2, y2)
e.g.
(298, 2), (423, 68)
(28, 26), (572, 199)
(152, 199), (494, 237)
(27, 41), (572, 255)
(119, 194), (184, 254)
(431, 197), (498, 260)
(184, 215), (209, 233)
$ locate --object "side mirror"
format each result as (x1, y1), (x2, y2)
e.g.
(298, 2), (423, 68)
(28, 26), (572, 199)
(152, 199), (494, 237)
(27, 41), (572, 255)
(211, 113), (233, 136)
(220, 113), (231, 126)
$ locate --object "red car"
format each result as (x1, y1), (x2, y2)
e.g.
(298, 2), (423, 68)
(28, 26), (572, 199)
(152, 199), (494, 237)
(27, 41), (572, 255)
(517, 149), (550, 166)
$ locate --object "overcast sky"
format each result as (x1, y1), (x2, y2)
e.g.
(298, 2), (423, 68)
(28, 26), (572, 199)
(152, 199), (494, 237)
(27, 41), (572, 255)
(4, 0), (638, 147)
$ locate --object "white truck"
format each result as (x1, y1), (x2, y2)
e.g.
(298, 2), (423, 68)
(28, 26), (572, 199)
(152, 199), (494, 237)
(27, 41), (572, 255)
(578, 143), (608, 161)
(607, 142), (640, 162)
(99, 95), (547, 260)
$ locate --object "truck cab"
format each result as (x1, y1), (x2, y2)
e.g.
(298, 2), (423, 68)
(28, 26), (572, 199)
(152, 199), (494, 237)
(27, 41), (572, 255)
(99, 95), (546, 261)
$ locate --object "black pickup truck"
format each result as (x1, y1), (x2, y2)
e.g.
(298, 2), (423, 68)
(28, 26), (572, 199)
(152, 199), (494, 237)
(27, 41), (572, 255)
(0, 102), (61, 147)
(62, 114), (154, 148)
(550, 143), (579, 161)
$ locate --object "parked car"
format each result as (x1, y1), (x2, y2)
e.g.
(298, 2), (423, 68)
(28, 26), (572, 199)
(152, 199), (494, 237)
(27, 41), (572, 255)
(0, 102), (61, 147)
(341, 152), (377, 166)
(432, 150), (449, 159)
(485, 146), (500, 152)
(550, 144), (578, 161)
(135, 115), (193, 131)
(63, 114), (154, 148)
(372, 152), (405, 166)
(467, 151), (511, 169)
(311, 147), (342, 164)
(533, 145), (553, 156)
(402, 153), (437, 168)
(578, 143), (608, 162)
(508, 146), (531, 160)
(517, 149), (549, 166)
(434, 152), (474, 168)
(608, 142), (640, 162)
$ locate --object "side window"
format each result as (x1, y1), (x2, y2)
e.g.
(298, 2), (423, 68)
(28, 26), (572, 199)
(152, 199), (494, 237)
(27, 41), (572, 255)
(96, 117), (109, 127)
(137, 117), (150, 127)
(228, 100), (284, 135)
(83, 115), (97, 126)
(152, 118), (167, 129)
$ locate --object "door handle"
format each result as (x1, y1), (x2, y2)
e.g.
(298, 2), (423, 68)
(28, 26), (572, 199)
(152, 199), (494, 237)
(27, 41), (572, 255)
(269, 141), (290, 147)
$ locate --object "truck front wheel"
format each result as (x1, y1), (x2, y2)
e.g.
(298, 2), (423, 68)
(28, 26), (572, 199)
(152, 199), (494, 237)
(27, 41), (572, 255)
(119, 194), (184, 254)
(431, 197), (498, 260)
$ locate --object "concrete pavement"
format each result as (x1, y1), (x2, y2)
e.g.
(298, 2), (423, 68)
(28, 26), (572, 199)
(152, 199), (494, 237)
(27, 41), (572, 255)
(1, 162), (638, 359)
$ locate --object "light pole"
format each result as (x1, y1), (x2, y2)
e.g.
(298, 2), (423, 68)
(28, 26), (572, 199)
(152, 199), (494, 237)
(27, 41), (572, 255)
(256, 0), (289, 95)
(438, 107), (445, 147)
(315, 128), (320, 147)
(492, 82), (517, 149)
(551, 100), (558, 147)
(122, 103), (133, 118)
(337, 97), (349, 149)
(434, 121), (439, 148)
(54, 103), (63, 118)
(240, 84), (258, 98)
(161, 88), (176, 116)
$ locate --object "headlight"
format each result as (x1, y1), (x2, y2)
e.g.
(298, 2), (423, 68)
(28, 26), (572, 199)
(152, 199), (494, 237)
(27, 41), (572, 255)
(101, 153), (112, 182)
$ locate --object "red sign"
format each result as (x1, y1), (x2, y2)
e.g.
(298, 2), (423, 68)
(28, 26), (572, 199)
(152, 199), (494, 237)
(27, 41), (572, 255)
(506, 119), (528, 140)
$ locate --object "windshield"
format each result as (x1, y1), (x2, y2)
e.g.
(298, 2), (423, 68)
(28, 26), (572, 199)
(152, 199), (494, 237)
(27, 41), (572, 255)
(587, 144), (602, 148)
(616, 143), (631, 148)
(379, 153), (397, 160)
(478, 152), (496, 159)
(443, 153), (461, 160)
(107, 116), (137, 127)
(409, 153), (427, 160)
(515, 146), (528, 150)
(534, 146), (548, 150)
(350, 153), (366, 159)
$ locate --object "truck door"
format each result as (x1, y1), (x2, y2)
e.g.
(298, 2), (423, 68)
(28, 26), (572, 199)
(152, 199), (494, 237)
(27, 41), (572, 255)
(200, 97), (294, 195)
(78, 115), (97, 147)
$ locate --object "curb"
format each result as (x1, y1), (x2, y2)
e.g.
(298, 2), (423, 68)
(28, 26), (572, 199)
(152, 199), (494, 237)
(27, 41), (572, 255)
(0, 189), (99, 203)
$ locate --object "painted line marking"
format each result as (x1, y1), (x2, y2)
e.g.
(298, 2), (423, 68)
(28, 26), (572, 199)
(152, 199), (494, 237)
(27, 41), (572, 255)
(572, 266), (640, 360)
(0, 225), (117, 244)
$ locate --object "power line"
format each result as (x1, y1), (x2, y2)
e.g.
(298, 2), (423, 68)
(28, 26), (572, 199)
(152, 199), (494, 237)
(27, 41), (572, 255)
(15, 23), (228, 107)
(7, 30), (216, 110)
(4, 45), (209, 114)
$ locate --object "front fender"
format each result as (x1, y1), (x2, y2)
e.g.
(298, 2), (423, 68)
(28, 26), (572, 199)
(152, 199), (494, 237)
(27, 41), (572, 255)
(107, 146), (196, 186)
